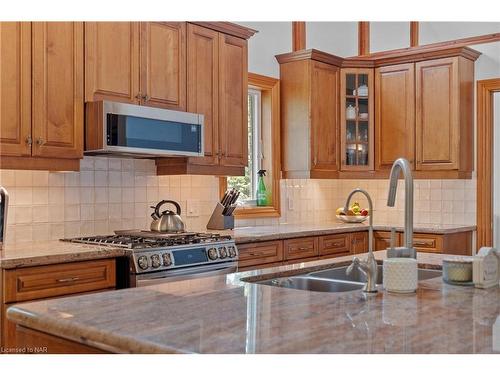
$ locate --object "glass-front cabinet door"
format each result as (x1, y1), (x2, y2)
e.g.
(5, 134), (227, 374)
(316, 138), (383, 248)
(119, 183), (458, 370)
(340, 68), (374, 171)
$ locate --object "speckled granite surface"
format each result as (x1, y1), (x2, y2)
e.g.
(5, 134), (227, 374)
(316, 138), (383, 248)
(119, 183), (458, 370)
(0, 222), (475, 269)
(7, 251), (500, 354)
(0, 241), (128, 269)
(229, 222), (476, 244)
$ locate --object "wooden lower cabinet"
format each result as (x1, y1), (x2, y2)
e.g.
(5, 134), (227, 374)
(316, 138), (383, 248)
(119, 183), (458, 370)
(318, 234), (351, 257)
(350, 232), (369, 254)
(283, 237), (319, 260)
(238, 230), (473, 271)
(1, 259), (116, 352)
(237, 241), (283, 269)
(373, 230), (472, 255)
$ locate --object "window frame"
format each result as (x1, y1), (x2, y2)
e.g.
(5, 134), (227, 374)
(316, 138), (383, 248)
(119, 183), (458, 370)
(219, 72), (281, 218)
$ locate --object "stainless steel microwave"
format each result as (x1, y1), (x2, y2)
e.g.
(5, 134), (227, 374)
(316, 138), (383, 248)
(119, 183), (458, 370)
(85, 101), (204, 158)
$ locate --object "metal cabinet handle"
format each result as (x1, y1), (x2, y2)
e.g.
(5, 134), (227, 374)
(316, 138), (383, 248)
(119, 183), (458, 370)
(135, 93), (143, 100)
(143, 94), (150, 101)
(249, 251), (264, 257)
(25, 135), (32, 146)
(298, 247), (309, 251)
(36, 138), (45, 146)
(414, 240), (433, 246)
(56, 276), (80, 283)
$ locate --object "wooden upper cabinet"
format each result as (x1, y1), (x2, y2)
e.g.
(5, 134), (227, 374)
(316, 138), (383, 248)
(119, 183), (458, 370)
(85, 22), (140, 103)
(415, 56), (473, 173)
(277, 50), (342, 178)
(310, 61), (339, 173)
(0, 22), (31, 157)
(340, 68), (374, 172)
(218, 33), (248, 168)
(375, 63), (415, 170)
(186, 23), (219, 166)
(32, 22), (84, 159)
(140, 22), (186, 110)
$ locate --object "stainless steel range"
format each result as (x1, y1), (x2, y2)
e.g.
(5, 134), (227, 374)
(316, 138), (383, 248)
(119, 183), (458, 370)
(62, 231), (238, 287)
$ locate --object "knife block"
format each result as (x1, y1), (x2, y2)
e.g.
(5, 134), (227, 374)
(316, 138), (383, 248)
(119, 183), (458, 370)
(206, 203), (234, 230)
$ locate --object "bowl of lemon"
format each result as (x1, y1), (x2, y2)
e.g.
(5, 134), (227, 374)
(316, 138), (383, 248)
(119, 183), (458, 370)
(335, 201), (369, 223)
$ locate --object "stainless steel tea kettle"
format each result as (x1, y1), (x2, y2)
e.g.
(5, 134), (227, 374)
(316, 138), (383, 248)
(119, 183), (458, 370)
(150, 200), (185, 233)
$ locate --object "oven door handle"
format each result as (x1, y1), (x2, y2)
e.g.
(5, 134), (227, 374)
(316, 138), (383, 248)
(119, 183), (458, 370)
(135, 264), (238, 286)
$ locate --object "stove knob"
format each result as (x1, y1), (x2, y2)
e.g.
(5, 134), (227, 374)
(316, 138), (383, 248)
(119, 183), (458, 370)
(162, 253), (172, 267)
(137, 255), (149, 270)
(219, 246), (227, 259)
(151, 254), (161, 268)
(228, 246), (237, 258)
(208, 247), (218, 261)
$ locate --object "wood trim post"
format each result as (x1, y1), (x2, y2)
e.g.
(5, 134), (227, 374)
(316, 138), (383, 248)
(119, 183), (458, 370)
(358, 22), (370, 55)
(476, 78), (500, 249)
(292, 22), (306, 51)
(410, 21), (419, 47)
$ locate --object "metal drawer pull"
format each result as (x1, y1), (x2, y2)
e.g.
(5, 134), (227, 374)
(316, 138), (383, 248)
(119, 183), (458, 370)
(249, 252), (265, 257)
(414, 240), (433, 246)
(56, 276), (80, 283)
(298, 247), (310, 251)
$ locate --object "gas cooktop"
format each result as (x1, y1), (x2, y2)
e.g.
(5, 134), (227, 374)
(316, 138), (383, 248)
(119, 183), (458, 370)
(61, 231), (233, 250)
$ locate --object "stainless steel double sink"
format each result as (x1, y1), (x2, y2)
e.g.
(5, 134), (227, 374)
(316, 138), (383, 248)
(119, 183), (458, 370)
(256, 265), (442, 293)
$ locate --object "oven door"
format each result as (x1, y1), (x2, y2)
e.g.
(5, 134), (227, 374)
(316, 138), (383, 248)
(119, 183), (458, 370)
(133, 263), (238, 287)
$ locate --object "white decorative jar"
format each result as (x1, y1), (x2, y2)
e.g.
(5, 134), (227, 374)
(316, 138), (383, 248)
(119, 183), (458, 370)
(383, 258), (418, 293)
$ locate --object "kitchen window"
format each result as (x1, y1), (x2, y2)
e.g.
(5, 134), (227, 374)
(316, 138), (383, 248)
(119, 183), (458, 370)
(221, 73), (281, 218)
(227, 88), (262, 204)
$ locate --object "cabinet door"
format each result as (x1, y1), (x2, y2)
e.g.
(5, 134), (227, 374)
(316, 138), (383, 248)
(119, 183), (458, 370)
(416, 57), (459, 170)
(85, 22), (140, 103)
(32, 22), (84, 159)
(310, 61), (339, 172)
(140, 22), (186, 110)
(375, 63), (415, 169)
(218, 34), (248, 167)
(0, 22), (31, 157)
(186, 24), (219, 166)
(373, 231), (400, 251)
(350, 232), (368, 254)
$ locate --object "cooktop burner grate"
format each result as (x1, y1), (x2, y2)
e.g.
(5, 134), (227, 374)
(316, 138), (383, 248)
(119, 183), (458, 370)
(61, 232), (232, 249)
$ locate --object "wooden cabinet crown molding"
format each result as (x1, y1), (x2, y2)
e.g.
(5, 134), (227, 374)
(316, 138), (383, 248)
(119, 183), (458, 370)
(189, 22), (257, 40)
(277, 46), (481, 69)
(346, 46), (481, 67)
(276, 49), (343, 67)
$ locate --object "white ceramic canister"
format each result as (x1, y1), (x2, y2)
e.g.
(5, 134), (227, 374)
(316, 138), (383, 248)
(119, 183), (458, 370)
(383, 258), (418, 293)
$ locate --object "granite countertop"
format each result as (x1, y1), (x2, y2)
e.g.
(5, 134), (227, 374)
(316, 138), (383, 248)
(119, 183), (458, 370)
(229, 222), (476, 244)
(0, 222), (475, 269)
(0, 241), (128, 269)
(7, 250), (500, 354)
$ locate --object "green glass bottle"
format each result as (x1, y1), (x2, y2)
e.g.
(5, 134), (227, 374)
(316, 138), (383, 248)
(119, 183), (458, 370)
(256, 170), (268, 206)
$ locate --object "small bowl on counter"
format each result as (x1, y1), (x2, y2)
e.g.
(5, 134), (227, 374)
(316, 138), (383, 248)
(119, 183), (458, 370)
(442, 256), (474, 285)
(336, 215), (368, 223)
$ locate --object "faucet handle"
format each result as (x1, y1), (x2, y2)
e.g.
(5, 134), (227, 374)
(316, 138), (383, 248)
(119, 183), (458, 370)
(346, 257), (360, 275)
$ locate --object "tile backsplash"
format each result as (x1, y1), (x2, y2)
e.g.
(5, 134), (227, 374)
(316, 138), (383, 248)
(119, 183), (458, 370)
(0, 156), (476, 245)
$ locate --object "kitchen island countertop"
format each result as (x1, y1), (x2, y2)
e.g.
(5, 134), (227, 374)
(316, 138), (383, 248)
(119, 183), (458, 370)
(7, 250), (500, 354)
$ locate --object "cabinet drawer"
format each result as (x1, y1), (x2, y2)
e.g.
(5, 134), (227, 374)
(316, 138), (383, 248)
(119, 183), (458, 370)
(283, 237), (319, 260)
(237, 241), (283, 268)
(411, 234), (443, 253)
(374, 231), (401, 251)
(318, 234), (350, 257)
(3, 259), (116, 303)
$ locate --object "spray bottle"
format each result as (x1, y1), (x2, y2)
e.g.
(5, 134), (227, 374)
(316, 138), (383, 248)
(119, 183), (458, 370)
(256, 170), (268, 206)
